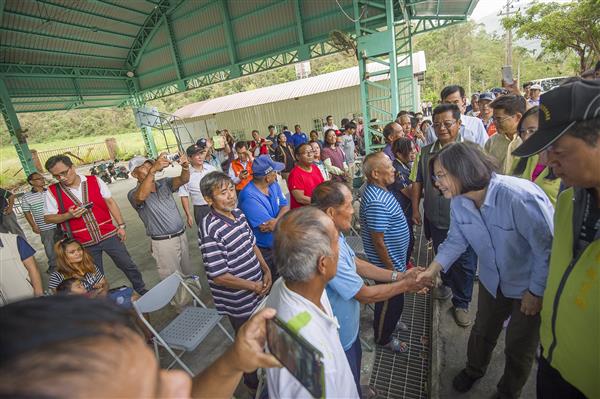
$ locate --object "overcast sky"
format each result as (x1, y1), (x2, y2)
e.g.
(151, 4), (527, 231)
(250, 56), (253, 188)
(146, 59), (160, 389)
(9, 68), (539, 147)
(470, 0), (571, 22)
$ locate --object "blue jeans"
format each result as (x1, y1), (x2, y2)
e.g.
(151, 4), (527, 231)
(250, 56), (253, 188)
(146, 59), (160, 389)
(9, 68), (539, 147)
(344, 337), (362, 397)
(427, 218), (477, 309)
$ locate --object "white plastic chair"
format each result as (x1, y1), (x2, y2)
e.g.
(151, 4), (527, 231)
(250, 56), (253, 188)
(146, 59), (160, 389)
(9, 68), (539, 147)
(133, 272), (234, 376)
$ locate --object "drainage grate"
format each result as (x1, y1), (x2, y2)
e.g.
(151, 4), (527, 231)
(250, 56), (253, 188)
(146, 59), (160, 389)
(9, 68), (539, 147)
(368, 226), (434, 399)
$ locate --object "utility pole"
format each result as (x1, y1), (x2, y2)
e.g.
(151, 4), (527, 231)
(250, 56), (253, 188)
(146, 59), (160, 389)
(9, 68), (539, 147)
(498, 0), (517, 65)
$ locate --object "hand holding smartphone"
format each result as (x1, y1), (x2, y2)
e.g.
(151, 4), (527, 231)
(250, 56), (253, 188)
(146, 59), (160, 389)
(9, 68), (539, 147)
(266, 316), (325, 398)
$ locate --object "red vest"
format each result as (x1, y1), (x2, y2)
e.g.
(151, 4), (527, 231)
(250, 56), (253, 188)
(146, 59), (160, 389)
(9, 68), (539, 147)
(48, 176), (116, 246)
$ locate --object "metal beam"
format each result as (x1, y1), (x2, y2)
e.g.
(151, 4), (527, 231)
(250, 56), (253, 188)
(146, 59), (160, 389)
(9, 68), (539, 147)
(293, 0), (305, 45)
(0, 79), (36, 175)
(90, 0), (150, 17)
(0, 26), (130, 50)
(171, 0), (219, 23)
(126, 0), (171, 68)
(4, 9), (137, 38)
(35, 0), (143, 28)
(0, 63), (129, 79)
(163, 15), (184, 84)
(141, 22), (222, 57)
(1, 44), (125, 61)
(218, 0), (237, 65)
(230, 1), (282, 22)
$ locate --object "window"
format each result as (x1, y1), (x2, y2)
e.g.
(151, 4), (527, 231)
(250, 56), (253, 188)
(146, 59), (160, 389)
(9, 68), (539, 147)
(313, 118), (323, 132)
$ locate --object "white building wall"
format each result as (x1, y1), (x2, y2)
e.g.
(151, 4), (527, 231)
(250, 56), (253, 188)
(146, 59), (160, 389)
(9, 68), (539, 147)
(178, 79), (419, 141)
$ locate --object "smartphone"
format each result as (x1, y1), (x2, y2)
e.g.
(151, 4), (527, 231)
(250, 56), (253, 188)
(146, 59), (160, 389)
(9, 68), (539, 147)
(266, 316), (325, 398)
(502, 65), (514, 85)
(82, 202), (94, 210)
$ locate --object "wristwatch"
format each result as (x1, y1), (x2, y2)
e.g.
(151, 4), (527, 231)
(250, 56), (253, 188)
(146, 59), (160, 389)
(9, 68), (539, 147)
(118, 223), (126, 229)
(391, 270), (399, 282)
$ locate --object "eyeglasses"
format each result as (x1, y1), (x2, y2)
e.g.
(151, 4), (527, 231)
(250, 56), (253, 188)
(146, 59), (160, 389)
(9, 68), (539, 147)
(52, 168), (72, 178)
(431, 172), (448, 182)
(494, 115), (514, 124)
(432, 121), (457, 131)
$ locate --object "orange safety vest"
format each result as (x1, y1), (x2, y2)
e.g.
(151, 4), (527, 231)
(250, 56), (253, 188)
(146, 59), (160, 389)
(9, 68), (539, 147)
(231, 159), (253, 191)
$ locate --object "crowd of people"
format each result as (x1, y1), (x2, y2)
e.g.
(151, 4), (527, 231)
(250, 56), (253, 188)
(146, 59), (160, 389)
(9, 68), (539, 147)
(0, 64), (599, 399)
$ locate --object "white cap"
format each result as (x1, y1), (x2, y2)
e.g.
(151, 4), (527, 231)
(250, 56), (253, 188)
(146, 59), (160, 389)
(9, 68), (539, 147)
(530, 83), (542, 90)
(128, 156), (150, 172)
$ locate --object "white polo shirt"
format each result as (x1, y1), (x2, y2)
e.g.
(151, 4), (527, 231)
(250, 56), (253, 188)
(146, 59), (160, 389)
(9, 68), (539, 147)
(44, 174), (111, 215)
(177, 163), (216, 206)
(427, 113), (488, 147)
(265, 278), (359, 399)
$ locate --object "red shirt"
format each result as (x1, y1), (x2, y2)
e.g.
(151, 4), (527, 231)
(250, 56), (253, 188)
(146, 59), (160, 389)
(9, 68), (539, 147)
(287, 164), (324, 209)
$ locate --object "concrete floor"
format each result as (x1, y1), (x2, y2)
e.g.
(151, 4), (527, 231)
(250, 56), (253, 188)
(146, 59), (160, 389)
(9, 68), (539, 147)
(433, 283), (537, 399)
(17, 163), (536, 399)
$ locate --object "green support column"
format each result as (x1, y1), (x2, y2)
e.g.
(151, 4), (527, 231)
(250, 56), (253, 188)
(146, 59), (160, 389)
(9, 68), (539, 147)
(128, 80), (158, 159)
(354, 0), (416, 154)
(0, 79), (37, 176)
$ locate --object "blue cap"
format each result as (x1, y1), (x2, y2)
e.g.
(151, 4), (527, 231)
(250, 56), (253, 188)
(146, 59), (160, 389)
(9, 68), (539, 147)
(478, 92), (495, 102)
(252, 155), (285, 177)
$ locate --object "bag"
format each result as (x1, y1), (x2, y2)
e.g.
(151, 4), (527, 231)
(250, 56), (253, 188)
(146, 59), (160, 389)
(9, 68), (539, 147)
(172, 275), (203, 310)
(54, 184), (73, 239)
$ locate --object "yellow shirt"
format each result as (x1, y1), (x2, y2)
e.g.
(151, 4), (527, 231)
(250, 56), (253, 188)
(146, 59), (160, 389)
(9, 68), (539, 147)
(484, 133), (522, 174)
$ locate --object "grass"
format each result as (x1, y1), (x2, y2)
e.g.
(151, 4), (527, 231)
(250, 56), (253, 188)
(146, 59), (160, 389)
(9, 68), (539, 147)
(0, 131), (179, 189)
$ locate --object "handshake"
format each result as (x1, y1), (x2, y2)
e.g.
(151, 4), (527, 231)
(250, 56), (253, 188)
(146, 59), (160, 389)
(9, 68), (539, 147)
(403, 266), (437, 293)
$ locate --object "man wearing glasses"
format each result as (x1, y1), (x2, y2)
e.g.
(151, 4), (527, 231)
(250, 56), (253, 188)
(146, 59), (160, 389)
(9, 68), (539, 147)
(411, 103), (478, 327)
(484, 95), (526, 174)
(43, 155), (147, 295)
(21, 172), (62, 273)
(426, 85), (489, 148)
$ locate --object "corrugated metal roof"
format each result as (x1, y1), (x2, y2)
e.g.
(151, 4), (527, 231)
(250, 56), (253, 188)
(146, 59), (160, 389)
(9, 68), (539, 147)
(174, 51), (426, 119)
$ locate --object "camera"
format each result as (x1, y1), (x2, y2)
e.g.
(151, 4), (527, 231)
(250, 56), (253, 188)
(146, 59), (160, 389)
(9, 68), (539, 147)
(166, 153), (180, 162)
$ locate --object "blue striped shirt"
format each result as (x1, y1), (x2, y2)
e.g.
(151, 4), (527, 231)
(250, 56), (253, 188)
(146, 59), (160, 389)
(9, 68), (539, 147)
(359, 184), (410, 271)
(199, 209), (262, 318)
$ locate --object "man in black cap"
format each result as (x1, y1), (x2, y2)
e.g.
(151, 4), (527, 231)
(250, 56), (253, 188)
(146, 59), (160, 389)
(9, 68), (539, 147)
(178, 141), (217, 234)
(512, 79), (600, 399)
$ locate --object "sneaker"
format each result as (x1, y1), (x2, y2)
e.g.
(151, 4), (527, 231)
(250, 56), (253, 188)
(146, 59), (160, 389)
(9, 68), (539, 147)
(394, 320), (409, 332)
(452, 369), (480, 392)
(453, 307), (472, 327)
(433, 285), (452, 300)
(381, 337), (409, 353)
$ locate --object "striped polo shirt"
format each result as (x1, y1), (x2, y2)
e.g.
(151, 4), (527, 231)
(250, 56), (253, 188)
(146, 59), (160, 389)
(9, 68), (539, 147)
(359, 183), (410, 271)
(199, 208), (262, 318)
(21, 189), (57, 231)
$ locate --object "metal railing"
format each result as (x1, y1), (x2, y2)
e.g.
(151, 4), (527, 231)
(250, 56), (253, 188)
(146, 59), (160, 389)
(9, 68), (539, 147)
(35, 142), (111, 167)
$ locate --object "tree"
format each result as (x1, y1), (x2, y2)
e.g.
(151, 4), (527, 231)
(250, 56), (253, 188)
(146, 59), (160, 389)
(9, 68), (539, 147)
(503, 0), (600, 73)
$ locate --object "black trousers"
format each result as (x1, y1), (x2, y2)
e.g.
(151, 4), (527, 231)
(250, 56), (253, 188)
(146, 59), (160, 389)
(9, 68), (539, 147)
(536, 355), (586, 399)
(257, 246), (278, 281)
(373, 282), (404, 346)
(228, 315), (259, 390)
(87, 235), (146, 294)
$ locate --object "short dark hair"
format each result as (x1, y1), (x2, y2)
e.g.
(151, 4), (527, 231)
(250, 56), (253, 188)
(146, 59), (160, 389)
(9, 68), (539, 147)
(234, 141), (247, 151)
(523, 81), (532, 89)
(326, 115), (333, 119)
(200, 171), (234, 200)
(283, 126), (288, 130)
(440, 85), (465, 100)
(251, 129), (259, 134)
(45, 154), (73, 171)
(26, 172), (41, 183)
(268, 125), (275, 130)
(396, 110), (409, 118)
(0, 296), (141, 398)
(294, 143), (311, 156)
(311, 181), (349, 211)
(294, 124), (301, 129)
(55, 278), (79, 294)
(490, 94), (526, 115)
(323, 128), (337, 139)
(382, 122), (399, 139)
(429, 142), (498, 194)
(432, 103), (461, 121)
(344, 122), (356, 130)
(392, 137), (414, 157)
(565, 117), (600, 147)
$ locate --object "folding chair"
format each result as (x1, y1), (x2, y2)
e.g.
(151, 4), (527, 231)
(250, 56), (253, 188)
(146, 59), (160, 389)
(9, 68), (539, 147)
(133, 272), (234, 376)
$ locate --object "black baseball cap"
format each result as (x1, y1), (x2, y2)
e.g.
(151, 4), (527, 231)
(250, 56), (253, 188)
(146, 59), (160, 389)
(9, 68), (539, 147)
(186, 140), (207, 156)
(512, 79), (600, 157)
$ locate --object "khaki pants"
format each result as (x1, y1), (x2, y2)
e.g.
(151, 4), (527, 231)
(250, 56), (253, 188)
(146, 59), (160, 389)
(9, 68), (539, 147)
(150, 233), (193, 279)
